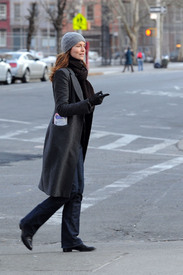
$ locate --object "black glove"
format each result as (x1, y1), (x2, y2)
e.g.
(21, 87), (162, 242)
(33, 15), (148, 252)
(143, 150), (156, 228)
(89, 91), (109, 106)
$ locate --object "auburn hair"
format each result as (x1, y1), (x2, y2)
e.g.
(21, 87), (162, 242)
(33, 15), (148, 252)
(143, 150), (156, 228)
(49, 51), (87, 82)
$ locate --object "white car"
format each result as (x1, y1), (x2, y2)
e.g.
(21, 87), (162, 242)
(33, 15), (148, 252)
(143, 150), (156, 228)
(0, 58), (12, 84)
(41, 56), (56, 68)
(4, 52), (49, 83)
(17, 49), (44, 59)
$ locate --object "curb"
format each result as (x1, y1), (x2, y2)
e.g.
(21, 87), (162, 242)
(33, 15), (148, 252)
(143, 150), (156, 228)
(88, 72), (104, 76)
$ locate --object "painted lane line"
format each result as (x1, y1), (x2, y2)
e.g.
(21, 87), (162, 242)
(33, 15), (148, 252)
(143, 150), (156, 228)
(125, 89), (183, 98)
(47, 156), (183, 224)
(174, 86), (181, 90)
(140, 125), (171, 130)
(99, 135), (137, 150)
(0, 119), (31, 125)
(0, 136), (45, 143)
(90, 130), (126, 138)
(0, 130), (29, 139)
(33, 125), (48, 130)
(0, 128), (178, 156)
(136, 139), (177, 154)
(90, 131), (110, 139)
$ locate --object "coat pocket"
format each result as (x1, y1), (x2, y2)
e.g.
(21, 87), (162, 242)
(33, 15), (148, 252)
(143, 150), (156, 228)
(53, 113), (68, 126)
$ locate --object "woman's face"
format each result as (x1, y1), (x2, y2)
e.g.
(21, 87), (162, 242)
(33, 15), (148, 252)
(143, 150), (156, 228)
(70, 41), (86, 61)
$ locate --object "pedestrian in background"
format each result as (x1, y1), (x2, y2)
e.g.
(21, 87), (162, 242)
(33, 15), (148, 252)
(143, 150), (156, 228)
(19, 32), (109, 253)
(137, 51), (145, 71)
(122, 47), (134, 72)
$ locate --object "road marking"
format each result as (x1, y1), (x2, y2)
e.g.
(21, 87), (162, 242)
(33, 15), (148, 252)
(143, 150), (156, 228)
(0, 128), (178, 155)
(0, 119), (31, 125)
(125, 89), (183, 98)
(47, 156), (183, 224)
(98, 135), (137, 149)
(136, 139), (177, 154)
(174, 86), (181, 90)
(140, 125), (171, 130)
(90, 130), (178, 154)
(0, 130), (29, 139)
(82, 156), (183, 210)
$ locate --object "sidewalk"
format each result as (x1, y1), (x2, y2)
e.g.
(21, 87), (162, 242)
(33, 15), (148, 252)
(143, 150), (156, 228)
(88, 62), (183, 76)
(2, 239), (183, 274)
(1, 240), (183, 274)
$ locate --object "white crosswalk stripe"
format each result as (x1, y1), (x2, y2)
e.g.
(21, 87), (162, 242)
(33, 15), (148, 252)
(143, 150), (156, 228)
(89, 130), (178, 155)
(0, 123), (179, 155)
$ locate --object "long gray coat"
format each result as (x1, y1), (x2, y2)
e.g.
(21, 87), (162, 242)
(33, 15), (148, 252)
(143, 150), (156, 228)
(39, 68), (93, 198)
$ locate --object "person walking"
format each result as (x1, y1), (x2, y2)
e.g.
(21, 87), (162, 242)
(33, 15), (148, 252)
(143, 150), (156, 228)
(19, 32), (109, 253)
(137, 51), (145, 71)
(122, 47), (134, 72)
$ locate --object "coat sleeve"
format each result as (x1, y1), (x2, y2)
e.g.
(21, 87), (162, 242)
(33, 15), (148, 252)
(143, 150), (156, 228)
(53, 69), (93, 117)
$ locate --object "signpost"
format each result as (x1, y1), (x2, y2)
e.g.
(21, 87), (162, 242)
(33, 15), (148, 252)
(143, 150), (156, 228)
(73, 13), (87, 30)
(149, 6), (167, 13)
(149, 1), (167, 66)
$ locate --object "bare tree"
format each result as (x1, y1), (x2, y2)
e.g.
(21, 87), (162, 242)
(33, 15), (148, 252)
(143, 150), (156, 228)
(108, 0), (150, 58)
(26, 2), (38, 51)
(41, 0), (67, 54)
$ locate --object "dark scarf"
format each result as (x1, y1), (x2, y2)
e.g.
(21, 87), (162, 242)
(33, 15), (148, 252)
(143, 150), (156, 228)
(68, 56), (94, 99)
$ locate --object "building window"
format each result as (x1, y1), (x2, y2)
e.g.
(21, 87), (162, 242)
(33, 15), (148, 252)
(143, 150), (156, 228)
(87, 4), (94, 20)
(0, 30), (7, 47)
(175, 6), (182, 22)
(0, 4), (7, 20)
(14, 3), (21, 19)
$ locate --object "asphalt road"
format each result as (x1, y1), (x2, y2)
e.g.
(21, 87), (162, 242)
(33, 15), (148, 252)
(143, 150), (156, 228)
(1, 66), (183, 273)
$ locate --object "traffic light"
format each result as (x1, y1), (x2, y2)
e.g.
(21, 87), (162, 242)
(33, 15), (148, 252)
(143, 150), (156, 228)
(145, 29), (152, 36)
(145, 28), (157, 37)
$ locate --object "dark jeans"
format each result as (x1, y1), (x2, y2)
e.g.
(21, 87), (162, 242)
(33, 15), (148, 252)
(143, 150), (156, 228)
(20, 147), (84, 248)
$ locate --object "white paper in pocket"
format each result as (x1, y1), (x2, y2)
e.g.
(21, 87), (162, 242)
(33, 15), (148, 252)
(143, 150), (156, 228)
(54, 113), (67, 126)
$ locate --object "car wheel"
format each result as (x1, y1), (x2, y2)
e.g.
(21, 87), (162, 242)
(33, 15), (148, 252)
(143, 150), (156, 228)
(41, 68), (49, 81)
(22, 69), (30, 83)
(4, 70), (12, 85)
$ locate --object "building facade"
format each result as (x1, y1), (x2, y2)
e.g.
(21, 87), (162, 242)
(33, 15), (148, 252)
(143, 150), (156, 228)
(0, 0), (11, 50)
(0, 0), (183, 61)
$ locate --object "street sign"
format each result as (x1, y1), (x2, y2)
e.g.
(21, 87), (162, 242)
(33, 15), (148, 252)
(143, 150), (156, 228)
(73, 13), (87, 30)
(150, 6), (167, 14)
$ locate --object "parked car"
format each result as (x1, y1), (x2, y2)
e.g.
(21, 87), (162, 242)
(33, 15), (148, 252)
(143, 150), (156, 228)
(3, 52), (48, 83)
(41, 55), (56, 67)
(169, 50), (183, 62)
(0, 58), (12, 84)
(17, 49), (44, 59)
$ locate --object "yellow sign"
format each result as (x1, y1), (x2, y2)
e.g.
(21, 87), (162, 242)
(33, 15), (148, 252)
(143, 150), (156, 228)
(73, 13), (87, 30)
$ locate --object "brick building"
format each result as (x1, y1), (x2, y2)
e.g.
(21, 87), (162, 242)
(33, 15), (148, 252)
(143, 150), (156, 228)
(0, 0), (183, 62)
(0, 0), (11, 51)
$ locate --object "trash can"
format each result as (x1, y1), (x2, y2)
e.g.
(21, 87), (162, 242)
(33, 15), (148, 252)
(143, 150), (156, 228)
(161, 58), (168, 68)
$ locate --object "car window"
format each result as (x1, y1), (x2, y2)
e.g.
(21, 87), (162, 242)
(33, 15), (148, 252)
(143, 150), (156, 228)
(27, 54), (34, 60)
(4, 53), (21, 60)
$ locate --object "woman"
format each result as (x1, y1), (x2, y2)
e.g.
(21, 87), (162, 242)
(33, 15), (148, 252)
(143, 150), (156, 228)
(122, 47), (134, 72)
(19, 32), (109, 252)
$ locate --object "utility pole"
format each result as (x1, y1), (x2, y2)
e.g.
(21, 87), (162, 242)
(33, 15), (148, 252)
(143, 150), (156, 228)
(155, 0), (161, 64)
